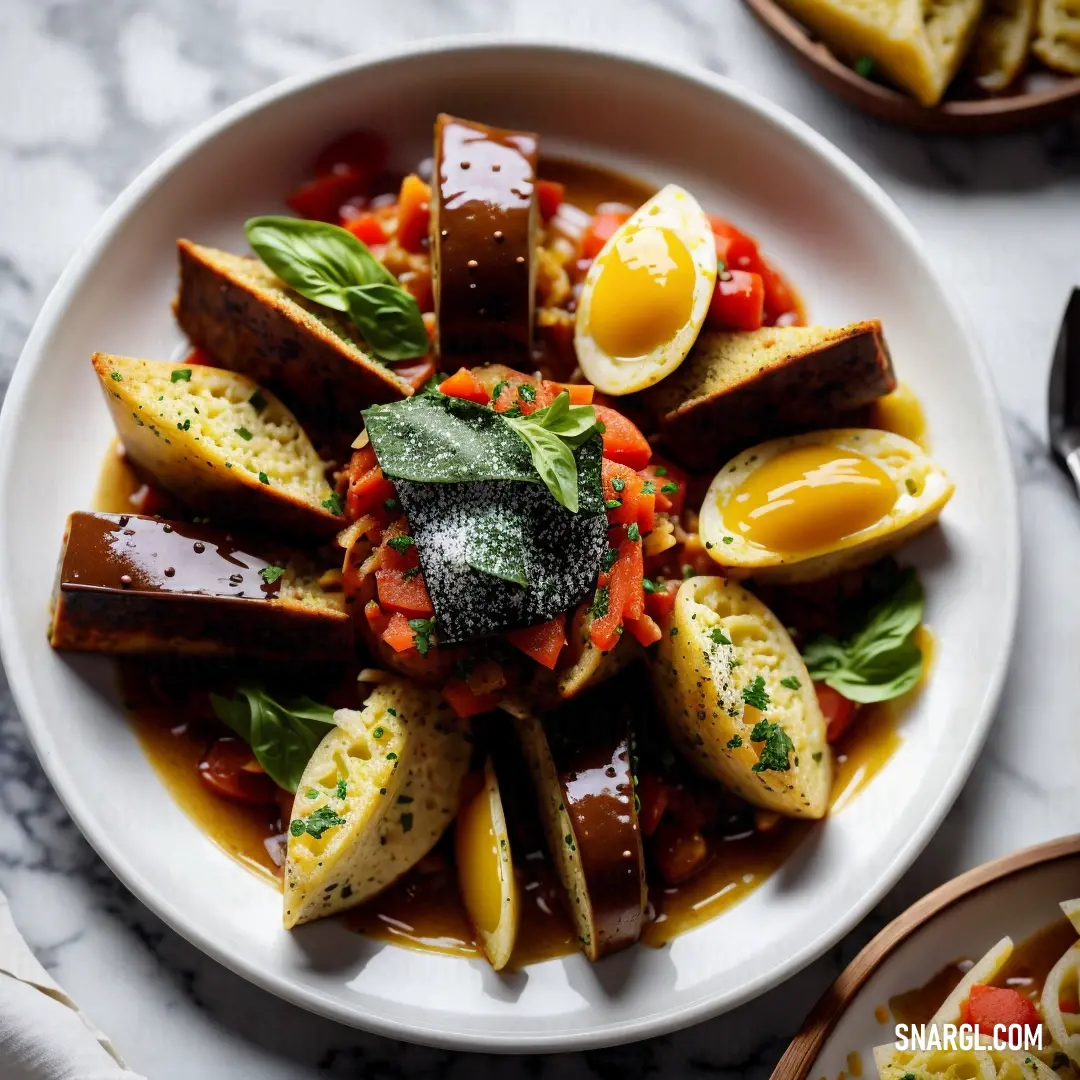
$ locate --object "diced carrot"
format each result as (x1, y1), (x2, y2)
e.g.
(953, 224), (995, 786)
(375, 566), (434, 619)
(344, 213), (388, 246)
(364, 599), (391, 638)
(536, 179), (565, 221)
(641, 458), (688, 517)
(644, 579), (679, 625)
(439, 366), (490, 404)
(396, 174), (431, 254)
(594, 406), (651, 471)
(625, 613), (662, 647)
(507, 614), (567, 670)
(961, 985), (1041, 1034)
(382, 611), (417, 653)
(816, 682), (859, 743)
(442, 678), (502, 719)
(346, 450), (396, 520)
(591, 526), (644, 650)
(636, 772), (671, 837)
(542, 379), (594, 406)
(582, 210), (630, 259)
(602, 459), (655, 535)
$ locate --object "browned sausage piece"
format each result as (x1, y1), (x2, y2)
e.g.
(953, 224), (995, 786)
(640, 320), (896, 470)
(431, 115), (538, 368)
(174, 239), (412, 457)
(514, 695), (646, 960)
(50, 512), (352, 661)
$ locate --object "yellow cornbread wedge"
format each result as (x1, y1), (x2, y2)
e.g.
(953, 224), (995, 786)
(967, 0), (1038, 91)
(1034, 0), (1080, 72)
(283, 679), (471, 928)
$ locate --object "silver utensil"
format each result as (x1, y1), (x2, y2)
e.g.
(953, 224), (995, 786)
(1048, 288), (1080, 492)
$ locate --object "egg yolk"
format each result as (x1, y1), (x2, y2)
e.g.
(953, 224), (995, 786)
(723, 445), (898, 553)
(588, 226), (696, 358)
(454, 783), (505, 938)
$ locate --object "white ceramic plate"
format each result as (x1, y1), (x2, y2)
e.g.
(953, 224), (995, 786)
(771, 836), (1080, 1080)
(0, 39), (1018, 1051)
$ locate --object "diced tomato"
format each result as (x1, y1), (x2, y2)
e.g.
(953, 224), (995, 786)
(287, 172), (372, 223)
(708, 216), (761, 272)
(313, 130), (389, 178)
(594, 406), (651, 471)
(375, 566), (434, 619)
(602, 459), (655, 535)
(507, 614), (567, 670)
(644, 578), (679, 625)
(816, 682), (859, 743)
(396, 174), (431, 254)
(442, 677), (502, 719)
(536, 179), (565, 222)
(184, 347), (213, 366)
(345, 445), (397, 520)
(489, 374), (555, 416)
(344, 213), (388, 246)
(708, 269), (765, 332)
(759, 259), (798, 324)
(641, 458), (688, 517)
(625, 613), (662, 647)
(582, 209), (631, 259)
(961, 985), (1042, 1034)
(199, 738), (277, 805)
(439, 367), (490, 404)
(636, 773), (671, 837)
(382, 611), (417, 653)
(541, 379), (594, 406)
(591, 526), (645, 651)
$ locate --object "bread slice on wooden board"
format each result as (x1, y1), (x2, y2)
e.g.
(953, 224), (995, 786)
(776, 0), (986, 106)
(641, 321), (895, 470)
(93, 354), (344, 537)
(174, 239), (414, 456)
(1033, 0), (1080, 71)
(50, 511), (351, 660)
(966, 0), (1038, 90)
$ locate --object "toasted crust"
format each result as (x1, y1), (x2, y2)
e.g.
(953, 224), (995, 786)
(1033, 0), (1080, 71)
(50, 512), (351, 660)
(93, 353), (343, 537)
(967, 0), (1038, 91)
(642, 321), (895, 469)
(174, 240), (412, 455)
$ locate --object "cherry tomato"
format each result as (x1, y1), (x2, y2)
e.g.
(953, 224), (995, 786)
(816, 682), (859, 743)
(199, 738), (276, 805)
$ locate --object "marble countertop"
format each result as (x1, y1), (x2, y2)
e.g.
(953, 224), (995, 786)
(2, 1), (1079, 1076)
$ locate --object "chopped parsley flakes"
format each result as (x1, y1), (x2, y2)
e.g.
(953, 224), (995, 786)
(291, 805), (346, 839)
(260, 564), (286, 584)
(171, 369), (192, 383)
(710, 627), (732, 646)
(387, 535), (416, 554)
(780, 675), (802, 690)
(741, 675), (770, 711)
(727, 735), (743, 749)
(322, 491), (345, 515)
(408, 617), (434, 655)
(235, 426), (253, 441)
(336, 778), (347, 799)
(591, 585), (609, 618)
(749, 719), (795, 773)
(611, 477), (625, 493)
(627, 523), (640, 542)
(258, 471), (270, 485)
(249, 390), (267, 412)
(660, 481), (679, 494)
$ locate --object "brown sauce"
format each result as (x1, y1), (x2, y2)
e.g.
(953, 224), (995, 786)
(887, 916), (1079, 1026)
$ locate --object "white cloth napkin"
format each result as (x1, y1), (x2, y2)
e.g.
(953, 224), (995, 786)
(0, 891), (145, 1079)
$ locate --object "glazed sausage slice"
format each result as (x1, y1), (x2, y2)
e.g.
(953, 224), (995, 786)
(431, 114), (538, 368)
(49, 512), (351, 661)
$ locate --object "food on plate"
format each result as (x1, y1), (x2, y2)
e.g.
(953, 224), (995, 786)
(283, 678), (471, 927)
(1033, 0), (1080, 73)
(875, 900), (1080, 1078)
(431, 114), (539, 369)
(514, 698), (646, 960)
(93, 354), (344, 536)
(51, 112), (953, 969)
(775, 0), (985, 106)
(699, 429), (954, 582)
(642, 321), (895, 469)
(967, 0), (1039, 91)
(454, 757), (520, 970)
(574, 184), (717, 395)
(650, 576), (831, 818)
(50, 512), (351, 660)
(175, 238), (418, 453)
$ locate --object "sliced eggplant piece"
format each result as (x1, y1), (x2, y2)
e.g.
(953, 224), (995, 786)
(431, 114), (538, 368)
(513, 697), (645, 960)
(454, 757), (520, 970)
(284, 678), (471, 927)
(94, 354), (343, 537)
(50, 512), (351, 661)
(174, 239), (412, 454)
(641, 321), (896, 469)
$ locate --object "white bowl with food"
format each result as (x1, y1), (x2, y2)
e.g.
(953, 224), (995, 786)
(0, 39), (1018, 1050)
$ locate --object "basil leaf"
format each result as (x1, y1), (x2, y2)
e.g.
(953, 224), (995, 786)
(210, 686), (337, 793)
(344, 283), (429, 361)
(244, 216), (390, 311)
(507, 419), (581, 512)
(802, 568), (925, 705)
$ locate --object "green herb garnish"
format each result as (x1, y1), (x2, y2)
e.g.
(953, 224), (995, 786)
(249, 390), (267, 412)
(235, 426), (253, 441)
(322, 492), (345, 515)
(387, 535), (415, 554)
(741, 675), (770, 711)
(727, 735), (743, 749)
(408, 617), (434, 655)
(171, 369), (192, 383)
(661, 482), (679, 494)
(335, 778), (347, 799)
(627, 523), (640, 542)
(749, 719), (795, 773)
(710, 627), (732, 646)
(260, 564), (286, 584)
(292, 805), (347, 839)
(258, 471), (270, 485)
(780, 675), (801, 690)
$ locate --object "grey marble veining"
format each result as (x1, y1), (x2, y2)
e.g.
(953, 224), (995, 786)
(1, 1), (1079, 1076)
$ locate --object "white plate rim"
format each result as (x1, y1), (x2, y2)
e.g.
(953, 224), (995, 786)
(0, 35), (1020, 1051)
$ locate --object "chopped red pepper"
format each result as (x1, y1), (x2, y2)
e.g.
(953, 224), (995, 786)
(636, 772), (671, 837)
(708, 269), (765, 332)
(199, 738), (277, 805)
(625, 613), (663, 647)
(396, 174), (431, 254)
(817, 682), (859, 743)
(708, 216), (760, 271)
(375, 564), (434, 619)
(442, 678), (502, 719)
(382, 611), (418, 653)
(582, 209), (631, 259)
(507, 614), (567, 670)
(344, 213), (389, 246)
(591, 525), (645, 651)
(439, 367), (490, 405)
(536, 179), (565, 222)
(602, 459), (655, 535)
(641, 458), (688, 517)
(593, 405), (651, 471)
(345, 445), (396, 520)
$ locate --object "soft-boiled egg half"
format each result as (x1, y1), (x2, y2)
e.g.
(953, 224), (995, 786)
(575, 184), (716, 395)
(699, 429), (954, 583)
